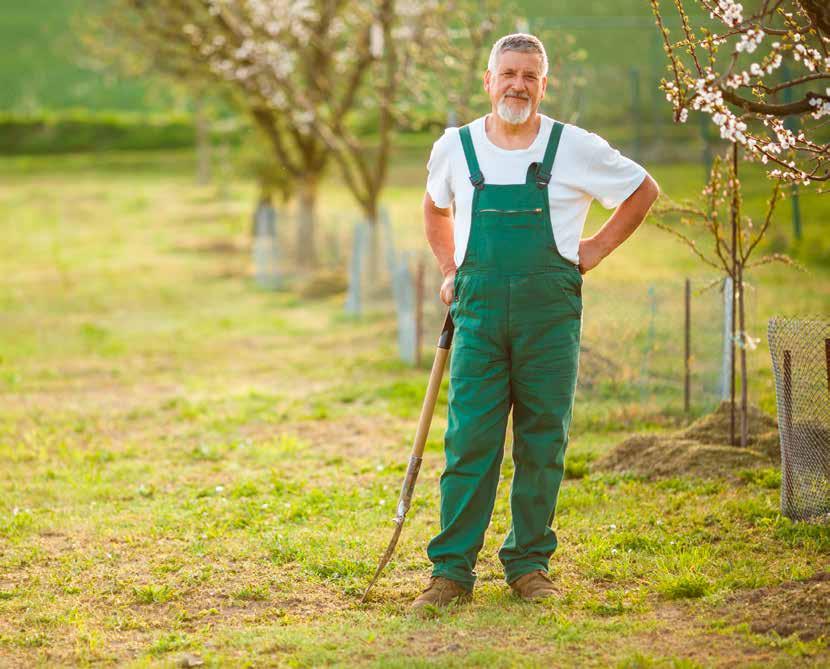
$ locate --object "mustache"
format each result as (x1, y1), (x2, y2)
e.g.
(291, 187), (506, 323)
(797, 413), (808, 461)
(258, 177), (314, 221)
(502, 91), (530, 101)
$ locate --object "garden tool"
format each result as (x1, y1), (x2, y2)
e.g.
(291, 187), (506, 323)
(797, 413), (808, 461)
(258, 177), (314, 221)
(360, 308), (455, 603)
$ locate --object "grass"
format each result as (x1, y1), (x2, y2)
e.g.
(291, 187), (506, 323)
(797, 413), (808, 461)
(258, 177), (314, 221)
(0, 148), (828, 666)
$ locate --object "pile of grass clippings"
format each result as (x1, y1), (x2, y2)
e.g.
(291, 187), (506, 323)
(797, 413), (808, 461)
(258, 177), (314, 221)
(596, 401), (780, 479)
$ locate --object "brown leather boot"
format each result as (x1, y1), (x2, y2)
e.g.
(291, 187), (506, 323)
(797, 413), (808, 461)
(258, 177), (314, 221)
(508, 569), (559, 601)
(410, 576), (472, 614)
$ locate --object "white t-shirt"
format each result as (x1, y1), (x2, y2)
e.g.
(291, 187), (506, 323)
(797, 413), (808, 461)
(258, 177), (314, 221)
(426, 114), (648, 267)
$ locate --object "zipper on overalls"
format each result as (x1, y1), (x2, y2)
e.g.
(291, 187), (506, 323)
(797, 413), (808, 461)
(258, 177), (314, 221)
(478, 208), (542, 214)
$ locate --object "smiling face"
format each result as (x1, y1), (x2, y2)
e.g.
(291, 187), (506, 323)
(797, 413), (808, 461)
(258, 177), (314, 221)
(484, 49), (547, 125)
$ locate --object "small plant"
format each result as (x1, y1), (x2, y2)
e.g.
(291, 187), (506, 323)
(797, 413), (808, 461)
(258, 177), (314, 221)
(659, 573), (711, 600)
(133, 584), (175, 605)
(232, 584), (270, 601)
(147, 632), (191, 656)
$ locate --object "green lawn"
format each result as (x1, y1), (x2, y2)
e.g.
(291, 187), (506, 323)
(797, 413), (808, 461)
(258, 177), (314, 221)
(0, 150), (828, 667)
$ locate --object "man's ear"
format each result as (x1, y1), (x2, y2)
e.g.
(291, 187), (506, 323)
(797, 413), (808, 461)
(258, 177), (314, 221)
(483, 68), (491, 94)
(540, 74), (547, 100)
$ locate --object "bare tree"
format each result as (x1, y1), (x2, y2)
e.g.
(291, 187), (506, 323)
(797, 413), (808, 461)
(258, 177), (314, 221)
(650, 0), (830, 189)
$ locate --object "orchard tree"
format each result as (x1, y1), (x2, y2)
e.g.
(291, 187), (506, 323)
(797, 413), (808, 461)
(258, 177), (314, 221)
(651, 0), (829, 187)
(91, 0), (505, 279)
(650, 0), (827, 446)
(89, 0), (349, 270)
(187, 0), (514, 283)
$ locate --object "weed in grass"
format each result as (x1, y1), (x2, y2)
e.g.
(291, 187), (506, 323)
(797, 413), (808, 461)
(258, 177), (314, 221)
(652, 545), (715, 599)
(230, 481), (259, 498)
(738, 467), (781, 489)
(304, 556), (372, 583)
(190, 442), (225, 462)
(233, 584), (270, 601)
(85, 449), (115, 465)
(659, 574), (710, 600)
(133, 584), (175, 604)
(147, 632), (191, 656)
(773, 519), (830, 552)
(372, 380), (426, 418)
(617, 653), (704, 668)
(269, 537), (303, 565)
(565, 451), (595, 479)
(136, 483), (155, 498)
(19, 632), (49, 648)
(1, 507), (34, 539)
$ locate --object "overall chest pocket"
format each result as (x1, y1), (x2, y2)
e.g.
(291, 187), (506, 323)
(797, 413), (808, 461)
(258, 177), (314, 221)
(477, 207), (544, 232)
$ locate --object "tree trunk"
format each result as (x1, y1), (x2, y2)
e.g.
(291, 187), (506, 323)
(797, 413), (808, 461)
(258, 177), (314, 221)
(730, 144), (738, 446)
(295, 174), (319, 270)
(194, 98), (211, 186)
(738, 260), (749, 448)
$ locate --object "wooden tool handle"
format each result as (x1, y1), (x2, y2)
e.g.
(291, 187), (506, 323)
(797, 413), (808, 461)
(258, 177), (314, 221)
(410, 309), (454, 460)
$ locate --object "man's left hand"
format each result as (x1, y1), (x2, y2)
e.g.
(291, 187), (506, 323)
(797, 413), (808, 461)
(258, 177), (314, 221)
(577, 237), (605, 275)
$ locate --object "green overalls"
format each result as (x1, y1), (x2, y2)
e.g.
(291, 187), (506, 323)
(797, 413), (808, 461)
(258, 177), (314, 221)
(427, 121), (582, 589)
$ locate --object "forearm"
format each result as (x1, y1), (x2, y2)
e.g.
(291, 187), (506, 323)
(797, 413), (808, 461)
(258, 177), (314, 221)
(423, 193), (456, 277)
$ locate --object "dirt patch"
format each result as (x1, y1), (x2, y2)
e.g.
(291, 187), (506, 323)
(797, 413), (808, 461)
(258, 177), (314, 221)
(298, 271), (348, 299)
(717, 572), (830, 643)
(262, 414), (410, 460)
(173, 238), (247, 255)
(596, 401), (779, 479)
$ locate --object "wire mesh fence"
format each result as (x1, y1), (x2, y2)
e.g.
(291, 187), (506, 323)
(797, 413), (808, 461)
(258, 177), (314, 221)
(413, 268), (753, 416)
(768, 318), (830, 523)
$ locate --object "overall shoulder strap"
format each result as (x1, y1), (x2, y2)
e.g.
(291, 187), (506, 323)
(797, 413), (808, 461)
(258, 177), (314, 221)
(458, 124), (485, 190)
(536, 120), (564, 189)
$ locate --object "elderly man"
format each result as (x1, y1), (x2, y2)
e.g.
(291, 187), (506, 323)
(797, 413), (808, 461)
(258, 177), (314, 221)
(414, 33), (660, 611)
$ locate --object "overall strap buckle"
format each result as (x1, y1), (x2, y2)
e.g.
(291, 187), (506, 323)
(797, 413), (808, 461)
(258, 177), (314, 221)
(535, 169), (552, 190)
(469, 173), (485, 190)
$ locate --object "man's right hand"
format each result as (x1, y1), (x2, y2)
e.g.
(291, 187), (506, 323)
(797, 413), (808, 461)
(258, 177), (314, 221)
(439, 271), (456, 306)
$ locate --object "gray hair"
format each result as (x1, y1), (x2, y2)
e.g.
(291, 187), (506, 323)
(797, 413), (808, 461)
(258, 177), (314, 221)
(487, 33), (549, 77)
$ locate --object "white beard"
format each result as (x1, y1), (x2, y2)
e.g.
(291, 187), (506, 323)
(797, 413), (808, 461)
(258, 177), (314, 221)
(496, 94), (532, 125)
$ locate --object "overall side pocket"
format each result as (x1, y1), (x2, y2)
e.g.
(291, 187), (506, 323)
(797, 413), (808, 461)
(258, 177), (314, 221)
(559, 276), (582, 319)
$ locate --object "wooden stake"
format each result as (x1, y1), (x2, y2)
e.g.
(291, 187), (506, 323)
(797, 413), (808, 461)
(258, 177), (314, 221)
(825, 338), (829, 395)
(738, 262), (748, 448)
(684, 278), (691, 414)
(782, 349), (794, 516)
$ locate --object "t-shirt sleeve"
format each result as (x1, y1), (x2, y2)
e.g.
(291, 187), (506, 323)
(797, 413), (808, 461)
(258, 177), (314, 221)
(579, 131), (647, 209)
(425, 129), (456, 209)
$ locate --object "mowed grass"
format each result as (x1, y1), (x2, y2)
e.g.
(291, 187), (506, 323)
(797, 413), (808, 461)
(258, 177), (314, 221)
(0, 149), (829, 667)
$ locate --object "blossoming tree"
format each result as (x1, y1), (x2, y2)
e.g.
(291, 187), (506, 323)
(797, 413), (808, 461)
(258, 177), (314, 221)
(90, 0), (341, 269)
(651, 0), (829, 186)
(93, 0), (505, 281)
(650, 0), (825, 446)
